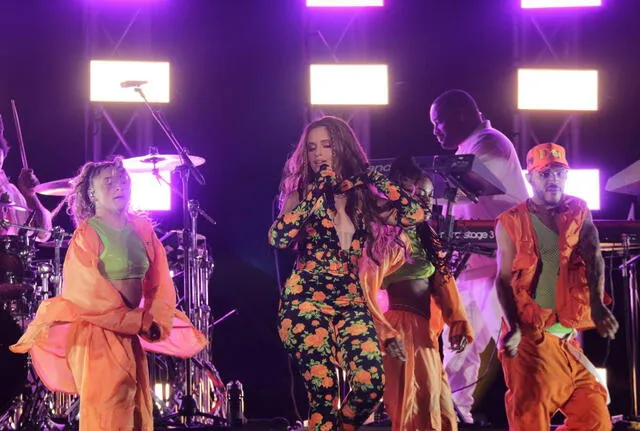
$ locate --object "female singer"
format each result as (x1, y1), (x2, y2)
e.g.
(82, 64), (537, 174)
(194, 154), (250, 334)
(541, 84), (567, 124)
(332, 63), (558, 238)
(269, 116), (424, 430)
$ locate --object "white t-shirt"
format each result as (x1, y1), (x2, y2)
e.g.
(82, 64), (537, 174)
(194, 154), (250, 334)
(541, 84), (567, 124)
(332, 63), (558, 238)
(0, 170), (29, 234)
(453, 120), (529, 280)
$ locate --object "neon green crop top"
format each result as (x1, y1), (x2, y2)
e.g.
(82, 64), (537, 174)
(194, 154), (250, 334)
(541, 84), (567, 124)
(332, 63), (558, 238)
(383, 227), (435, 288)
(88, 217), (150, 280)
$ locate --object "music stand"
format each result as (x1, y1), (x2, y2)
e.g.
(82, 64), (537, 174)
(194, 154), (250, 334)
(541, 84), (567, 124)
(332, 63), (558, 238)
(426, 154), (505, 242)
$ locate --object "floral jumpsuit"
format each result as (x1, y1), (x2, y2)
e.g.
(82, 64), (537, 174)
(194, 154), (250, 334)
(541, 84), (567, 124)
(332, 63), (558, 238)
(269, 167), (424, 431)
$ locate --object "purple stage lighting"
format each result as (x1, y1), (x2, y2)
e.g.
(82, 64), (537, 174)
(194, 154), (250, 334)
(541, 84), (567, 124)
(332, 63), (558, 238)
(521, 0), (601, 8)
(307, 0), (383, 7)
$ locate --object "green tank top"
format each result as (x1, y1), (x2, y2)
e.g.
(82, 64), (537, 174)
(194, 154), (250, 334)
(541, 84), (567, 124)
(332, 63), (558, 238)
(531, 214), (572, 335)
(383, 227), (435, 288)
(88, 217), (150, 280)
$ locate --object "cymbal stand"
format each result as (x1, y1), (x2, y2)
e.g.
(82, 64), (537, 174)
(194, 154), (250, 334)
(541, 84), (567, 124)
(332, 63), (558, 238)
(620, 234), (640, 419)
(132, 85), (221, 426)
(148, 162), (217, 226)
(50, 226), (67, 296)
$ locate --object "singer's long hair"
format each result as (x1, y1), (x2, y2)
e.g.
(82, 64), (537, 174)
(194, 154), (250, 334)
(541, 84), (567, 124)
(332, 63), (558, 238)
(278, 116), (368, 206)
(67, 156), (135, 226)
(278, 115), (403, 263)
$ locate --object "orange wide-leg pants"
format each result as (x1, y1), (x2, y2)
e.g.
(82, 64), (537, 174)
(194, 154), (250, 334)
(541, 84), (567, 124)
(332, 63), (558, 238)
(500, 331), (610, 431)
(383, 310), (457, 431)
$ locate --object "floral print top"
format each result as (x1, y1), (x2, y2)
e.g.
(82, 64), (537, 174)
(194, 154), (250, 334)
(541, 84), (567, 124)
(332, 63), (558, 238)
(268, 167), (425, 279)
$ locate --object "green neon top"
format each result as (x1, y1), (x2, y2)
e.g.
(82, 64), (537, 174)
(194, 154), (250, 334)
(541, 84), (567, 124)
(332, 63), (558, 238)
(531, 214), (573, 335)
(88, 217), (150, 280)
(383, 227), (435, 288)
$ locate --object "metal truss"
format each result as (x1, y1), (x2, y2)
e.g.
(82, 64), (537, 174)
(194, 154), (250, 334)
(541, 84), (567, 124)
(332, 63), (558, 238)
(302, 8), (374, 153)
(83, 3), (155, 161)
(512, 12), (584, 161)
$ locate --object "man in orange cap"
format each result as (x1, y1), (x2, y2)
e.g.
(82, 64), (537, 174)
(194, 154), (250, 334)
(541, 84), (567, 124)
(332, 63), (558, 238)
(494, 142), (618, 430)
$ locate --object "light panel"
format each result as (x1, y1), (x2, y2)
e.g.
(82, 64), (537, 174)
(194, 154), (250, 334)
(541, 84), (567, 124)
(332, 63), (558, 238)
(522, 0), (601, 8)
(128, 170), (172, 211)
(307, 0), (383, 6)
(523, 169), (600, 210)
(310, 64), (388, 106)
(517, 69), (598, 111)
(90, 60), (170, 103)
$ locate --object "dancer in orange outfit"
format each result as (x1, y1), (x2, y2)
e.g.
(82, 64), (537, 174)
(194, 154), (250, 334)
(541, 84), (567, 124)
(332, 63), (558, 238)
(11, 157), (207, 431)
(361, 156), (473, 431)
(495, 143), (618, 431)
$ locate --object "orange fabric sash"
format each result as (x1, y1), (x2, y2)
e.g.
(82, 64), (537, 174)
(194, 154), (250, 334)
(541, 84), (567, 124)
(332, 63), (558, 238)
(10, 216), (208, 393)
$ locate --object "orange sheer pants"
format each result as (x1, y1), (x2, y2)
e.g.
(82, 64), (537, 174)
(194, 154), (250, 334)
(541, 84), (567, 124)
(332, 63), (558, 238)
(500, 331), (610, 431)
(382, 310), (457, 431)
(67, 321), (153, 430)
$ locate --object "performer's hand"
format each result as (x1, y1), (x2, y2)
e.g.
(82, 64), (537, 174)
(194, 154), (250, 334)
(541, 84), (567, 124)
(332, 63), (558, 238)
(17, 169), (40, 197)
(145, 322), (161, 341)
(591, 300), (618, 340)
(500, 327), (522, 358)
(449, 335), (468, 353)
(384, 337), (407, 361)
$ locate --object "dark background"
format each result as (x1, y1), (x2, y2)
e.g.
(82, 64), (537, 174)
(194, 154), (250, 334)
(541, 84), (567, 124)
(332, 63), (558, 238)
(1, 0), (639, 426)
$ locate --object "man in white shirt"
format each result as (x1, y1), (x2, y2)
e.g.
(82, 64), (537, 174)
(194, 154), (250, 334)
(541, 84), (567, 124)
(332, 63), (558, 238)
(429, 89), (529, 424)
(0, 114), (51, 241)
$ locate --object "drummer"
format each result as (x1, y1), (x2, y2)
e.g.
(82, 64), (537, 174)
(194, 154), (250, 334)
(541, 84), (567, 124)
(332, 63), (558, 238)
(0, 114), (52, 241)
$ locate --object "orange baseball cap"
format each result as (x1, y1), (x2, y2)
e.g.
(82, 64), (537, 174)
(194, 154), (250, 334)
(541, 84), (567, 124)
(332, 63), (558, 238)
(526, 143), (570, 172)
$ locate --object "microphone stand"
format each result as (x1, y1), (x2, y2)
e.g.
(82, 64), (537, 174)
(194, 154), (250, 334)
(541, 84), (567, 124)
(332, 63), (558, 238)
(132, 86), (223, 427)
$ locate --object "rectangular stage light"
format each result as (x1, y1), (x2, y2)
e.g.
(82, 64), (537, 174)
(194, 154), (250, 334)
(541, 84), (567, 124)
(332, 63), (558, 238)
(521, 0), (601, 8)
(90, 60), (170, 103)
(310, 64), (388, 106)
(307, 0), (384, 6)
(128, 170), (172, 211)
(518, 69), (598, 111)
(523, 169), (600, 210)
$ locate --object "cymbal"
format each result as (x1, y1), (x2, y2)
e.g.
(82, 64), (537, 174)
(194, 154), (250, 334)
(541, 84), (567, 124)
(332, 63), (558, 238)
(34, 178), (73, 197)
(122, 154), (206, 173)
(160, 229), (206, 244)
(0, 201), (29, 212)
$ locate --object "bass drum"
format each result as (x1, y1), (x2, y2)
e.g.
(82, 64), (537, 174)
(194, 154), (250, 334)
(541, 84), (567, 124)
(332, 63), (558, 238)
(0, 310), (28, 417)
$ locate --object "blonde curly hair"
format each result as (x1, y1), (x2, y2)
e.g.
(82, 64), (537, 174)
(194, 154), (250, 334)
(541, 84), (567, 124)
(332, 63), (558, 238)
(67, 156), (129, 226)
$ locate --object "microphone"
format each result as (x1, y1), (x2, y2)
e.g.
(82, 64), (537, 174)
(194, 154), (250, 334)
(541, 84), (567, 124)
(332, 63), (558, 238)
(120, 80), (148, 88)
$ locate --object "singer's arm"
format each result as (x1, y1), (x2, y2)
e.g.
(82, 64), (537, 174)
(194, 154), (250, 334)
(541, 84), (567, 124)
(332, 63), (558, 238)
(268, 167), (335, 249)
(367, 169), (424, 227)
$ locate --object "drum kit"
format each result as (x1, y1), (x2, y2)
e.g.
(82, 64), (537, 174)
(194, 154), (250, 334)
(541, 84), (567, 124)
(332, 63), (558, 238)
(0, 152), (226, 430)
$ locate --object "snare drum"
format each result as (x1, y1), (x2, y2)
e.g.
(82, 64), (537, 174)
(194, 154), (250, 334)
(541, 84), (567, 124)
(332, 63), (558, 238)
(0, 235), (37, 300)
